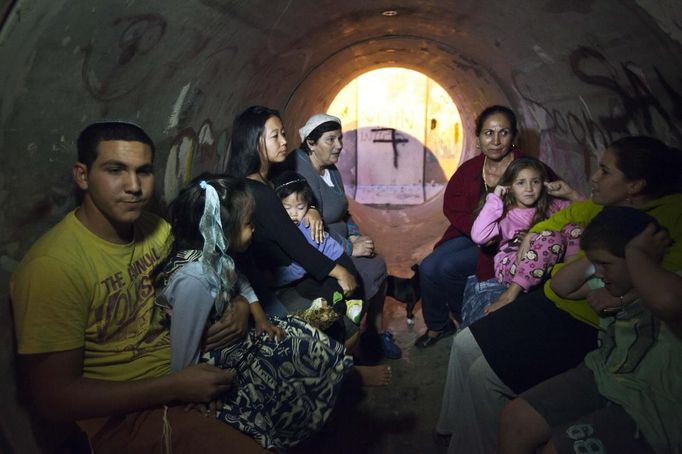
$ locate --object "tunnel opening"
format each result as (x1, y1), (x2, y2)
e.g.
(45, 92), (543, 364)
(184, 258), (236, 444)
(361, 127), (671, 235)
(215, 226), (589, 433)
(279, 32), (513, 275)
(326, 67), (463, 208)
(309, 66), (467, 275)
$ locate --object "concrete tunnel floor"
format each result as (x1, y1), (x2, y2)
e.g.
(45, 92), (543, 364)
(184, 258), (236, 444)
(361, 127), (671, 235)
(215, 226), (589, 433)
(347, 193), (450, 276)
(288, 192), (454, 453)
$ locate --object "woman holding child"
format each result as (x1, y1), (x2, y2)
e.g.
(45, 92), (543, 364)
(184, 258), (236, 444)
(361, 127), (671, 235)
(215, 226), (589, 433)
(416, 105), (565, 348)
(225, 105), (391, 378)
(292, 113), (401, 359)
(154, 174), (354, 449)
(226, 106), (358, 304)
(499, 207), (682, 453)
(437, 135), (682, 454)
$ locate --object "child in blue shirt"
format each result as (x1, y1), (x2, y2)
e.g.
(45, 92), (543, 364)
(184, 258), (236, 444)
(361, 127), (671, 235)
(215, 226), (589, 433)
(274, 171), (362, 324)
(273, 171), (344, 284)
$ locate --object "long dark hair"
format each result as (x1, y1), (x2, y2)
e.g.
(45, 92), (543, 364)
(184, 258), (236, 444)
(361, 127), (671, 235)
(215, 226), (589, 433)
(227, 105), (281, 178)
(153, 173), (254, 282)
(497, 157), (552, 227)
(608, 136), (681, 198)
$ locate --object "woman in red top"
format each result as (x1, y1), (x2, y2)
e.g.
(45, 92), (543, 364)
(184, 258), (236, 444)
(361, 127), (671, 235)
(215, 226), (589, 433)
(415, 106), (522, 348)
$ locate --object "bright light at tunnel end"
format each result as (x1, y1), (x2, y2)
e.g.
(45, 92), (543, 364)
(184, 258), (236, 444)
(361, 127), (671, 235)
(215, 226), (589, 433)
(381, 10), (399, 17)
(327, 67), (463, 207)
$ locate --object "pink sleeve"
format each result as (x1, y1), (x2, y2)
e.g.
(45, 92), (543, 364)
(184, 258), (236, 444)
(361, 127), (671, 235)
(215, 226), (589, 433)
(548, 198), (573, 216)
(471, 193), (505, 245)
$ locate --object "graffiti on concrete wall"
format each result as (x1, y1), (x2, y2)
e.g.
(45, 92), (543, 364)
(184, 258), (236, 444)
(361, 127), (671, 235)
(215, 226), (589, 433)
(635, 0), (682, 47)
(82, 14), (167, 101)
(370, 127), (409, 168)
(0, 183), (72, 273)
(570, 46), (682, 143)
(513, 45), (682, 190)
(163, 120), (229, 202)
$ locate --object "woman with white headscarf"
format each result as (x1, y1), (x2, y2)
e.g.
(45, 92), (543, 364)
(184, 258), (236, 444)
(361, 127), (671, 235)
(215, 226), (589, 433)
(292, 113), (401, 360)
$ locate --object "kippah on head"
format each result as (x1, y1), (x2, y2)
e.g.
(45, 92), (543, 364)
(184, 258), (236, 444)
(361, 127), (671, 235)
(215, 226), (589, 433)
(77, 119), (155, 167)
(86, 119), (146, 129)
(299, 113), (341, 142)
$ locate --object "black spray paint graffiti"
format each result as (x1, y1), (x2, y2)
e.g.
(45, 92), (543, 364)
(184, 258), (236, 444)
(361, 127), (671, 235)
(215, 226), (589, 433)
(115, 14), (167, 64)
(82, 14), (167, 101)
(371, 127), (408, 168)
(569, 46), (682, 143)
(513, 46), (682, 177)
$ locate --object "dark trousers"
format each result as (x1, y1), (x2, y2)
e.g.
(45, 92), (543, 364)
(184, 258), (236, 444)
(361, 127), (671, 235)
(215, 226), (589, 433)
(419, 236), (479, 330)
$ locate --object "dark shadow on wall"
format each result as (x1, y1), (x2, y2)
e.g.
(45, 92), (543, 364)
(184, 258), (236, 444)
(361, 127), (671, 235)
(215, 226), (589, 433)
(517, 127), (542, 160)
(1, 297), (90, 454)
(330, 127), (449, 208)
(0, 0), (17, 29)
(273, 126), (454, 276)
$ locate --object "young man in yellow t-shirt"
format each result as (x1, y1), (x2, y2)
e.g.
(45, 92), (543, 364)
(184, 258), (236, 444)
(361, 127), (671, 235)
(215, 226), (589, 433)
(11, 121), (266, 453)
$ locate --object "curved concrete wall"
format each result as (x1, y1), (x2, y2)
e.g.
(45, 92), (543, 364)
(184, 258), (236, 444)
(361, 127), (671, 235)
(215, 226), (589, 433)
(1, 1), (681, 451)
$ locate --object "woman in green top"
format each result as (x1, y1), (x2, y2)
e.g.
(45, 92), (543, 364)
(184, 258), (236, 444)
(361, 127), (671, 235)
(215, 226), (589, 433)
(498, 206), (682, 454)
(437, 135), (682, 454)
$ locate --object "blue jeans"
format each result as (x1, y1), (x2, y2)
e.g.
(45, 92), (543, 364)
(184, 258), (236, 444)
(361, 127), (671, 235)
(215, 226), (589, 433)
(419, 236), (480, 331)
(460, 276), (506, 329)
(259, 287), (289, 318)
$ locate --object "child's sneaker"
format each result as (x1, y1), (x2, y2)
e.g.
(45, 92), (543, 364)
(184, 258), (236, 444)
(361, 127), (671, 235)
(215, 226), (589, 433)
(381, 331), (402, 359)
(345, 299), (363, 325)
(331, 291), (363, 325)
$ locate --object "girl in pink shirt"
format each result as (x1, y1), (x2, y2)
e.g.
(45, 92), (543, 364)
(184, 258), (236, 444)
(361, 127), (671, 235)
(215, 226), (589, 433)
(471, 157), (583, 313)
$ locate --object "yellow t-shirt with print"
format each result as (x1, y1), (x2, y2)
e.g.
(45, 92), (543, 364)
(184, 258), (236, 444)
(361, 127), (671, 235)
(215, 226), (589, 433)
(11, 210), (172, 381)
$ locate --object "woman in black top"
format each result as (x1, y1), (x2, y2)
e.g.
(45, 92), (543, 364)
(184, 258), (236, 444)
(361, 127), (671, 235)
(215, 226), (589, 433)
(226, 105), (358, 318)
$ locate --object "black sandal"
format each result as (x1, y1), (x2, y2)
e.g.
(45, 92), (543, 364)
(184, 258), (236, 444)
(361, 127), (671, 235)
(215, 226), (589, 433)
(414, 322), (457, 348)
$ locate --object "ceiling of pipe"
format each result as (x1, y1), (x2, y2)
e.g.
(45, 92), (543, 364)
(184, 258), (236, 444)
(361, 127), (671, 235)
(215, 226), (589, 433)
(0, 0), (679, 289)
(0, 0), (678, 267)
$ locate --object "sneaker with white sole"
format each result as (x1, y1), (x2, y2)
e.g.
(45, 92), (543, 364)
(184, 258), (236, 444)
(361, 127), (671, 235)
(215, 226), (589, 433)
(381, 331), (402, 359)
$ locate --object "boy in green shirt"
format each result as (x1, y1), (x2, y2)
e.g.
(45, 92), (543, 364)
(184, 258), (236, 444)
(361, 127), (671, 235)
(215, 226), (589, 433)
(498, 206), (682, 454)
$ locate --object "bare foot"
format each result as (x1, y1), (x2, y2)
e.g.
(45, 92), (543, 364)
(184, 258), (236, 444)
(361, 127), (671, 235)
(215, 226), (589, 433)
(354, 365), (392, 387)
